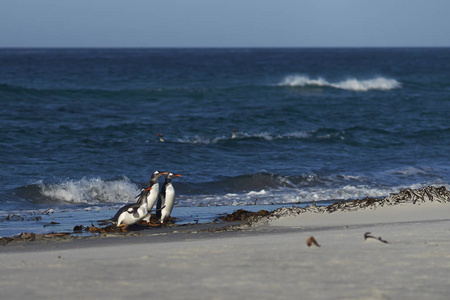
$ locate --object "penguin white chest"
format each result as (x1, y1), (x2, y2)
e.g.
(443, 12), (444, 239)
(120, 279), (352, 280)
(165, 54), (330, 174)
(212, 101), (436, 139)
(117, 209), (136, 226)
(137, 204), (148, 218)
(147, 184), (159, 210)
(165, 185), (175, 203)
(118, 204), (148, 226)
(161, 184), (175, 222)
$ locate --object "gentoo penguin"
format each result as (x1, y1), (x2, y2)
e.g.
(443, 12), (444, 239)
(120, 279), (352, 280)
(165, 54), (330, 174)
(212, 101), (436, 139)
(156, 173), (182, 224)
(142, 170), (168, 222)
(231, 128), (237, 139)
(157, 133), (165, 142)
(112, 187), (151, 228)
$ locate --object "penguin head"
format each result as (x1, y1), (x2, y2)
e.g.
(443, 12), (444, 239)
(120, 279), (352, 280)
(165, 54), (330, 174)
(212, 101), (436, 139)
(146, 171), (169, 188)
(139, 186), (152, 197)
(136, 186), (153, 199)
(167, 173), (182, 180)
(152, 170), (168, 179)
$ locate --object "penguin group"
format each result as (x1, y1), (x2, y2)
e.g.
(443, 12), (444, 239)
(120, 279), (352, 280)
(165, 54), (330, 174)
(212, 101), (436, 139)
(108, 129), (240, 230)
(112, 171), (182, 229)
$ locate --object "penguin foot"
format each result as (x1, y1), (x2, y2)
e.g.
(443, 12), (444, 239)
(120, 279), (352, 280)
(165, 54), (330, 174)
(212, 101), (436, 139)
(118, 224), (128, 232)
(139, 220), (161, 227)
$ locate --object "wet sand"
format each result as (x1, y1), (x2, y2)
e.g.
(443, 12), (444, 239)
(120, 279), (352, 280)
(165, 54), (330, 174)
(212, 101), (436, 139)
(1, 190), (450, 300)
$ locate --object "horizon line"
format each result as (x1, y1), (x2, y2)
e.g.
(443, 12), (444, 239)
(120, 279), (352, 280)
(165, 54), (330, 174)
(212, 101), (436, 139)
(1, 46), (450, 50)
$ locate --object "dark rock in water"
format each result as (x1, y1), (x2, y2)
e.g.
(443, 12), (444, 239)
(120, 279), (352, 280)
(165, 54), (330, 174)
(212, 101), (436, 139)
(5, 214), (25, 221)
(43, 221), (60, 228)
(73, 225), (86, 232)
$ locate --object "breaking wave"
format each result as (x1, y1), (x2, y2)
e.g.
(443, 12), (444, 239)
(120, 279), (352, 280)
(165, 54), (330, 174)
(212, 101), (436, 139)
(10, 170), (448, 208)
(38, 177), (140, 204)
(278, 75), (401, 91)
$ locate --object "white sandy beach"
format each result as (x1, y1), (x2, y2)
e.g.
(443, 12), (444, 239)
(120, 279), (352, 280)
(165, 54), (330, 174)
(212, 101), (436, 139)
(1, 199), (450, 300)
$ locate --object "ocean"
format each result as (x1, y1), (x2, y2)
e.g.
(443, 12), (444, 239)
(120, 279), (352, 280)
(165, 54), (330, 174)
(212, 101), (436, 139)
(1, 48), (449, 237)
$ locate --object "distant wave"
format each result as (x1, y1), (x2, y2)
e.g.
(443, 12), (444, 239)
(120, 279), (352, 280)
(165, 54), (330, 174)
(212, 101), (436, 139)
(172, 128), (345, 145)
(177, 172), (448, 207)
(278, 75), (401, 91)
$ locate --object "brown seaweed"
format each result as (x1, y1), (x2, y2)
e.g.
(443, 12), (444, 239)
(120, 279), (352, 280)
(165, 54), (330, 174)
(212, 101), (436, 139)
(251, 186), (450, 225)
(215, 209), (271, 223)
(306, 236), (321, 247)
(0, 232), (71, 245)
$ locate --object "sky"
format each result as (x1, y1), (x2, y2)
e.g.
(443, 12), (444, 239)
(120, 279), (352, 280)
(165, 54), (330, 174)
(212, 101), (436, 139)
(1, 0), (450, 48)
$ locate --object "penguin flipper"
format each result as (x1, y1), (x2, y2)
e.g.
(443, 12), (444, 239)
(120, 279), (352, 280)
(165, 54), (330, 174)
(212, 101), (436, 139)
(155, 197), (162, 220)
(151, 205), (166, 212)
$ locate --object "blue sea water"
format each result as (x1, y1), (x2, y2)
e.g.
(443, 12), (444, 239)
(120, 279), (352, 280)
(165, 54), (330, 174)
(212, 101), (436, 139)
(1, 48), (449, 237)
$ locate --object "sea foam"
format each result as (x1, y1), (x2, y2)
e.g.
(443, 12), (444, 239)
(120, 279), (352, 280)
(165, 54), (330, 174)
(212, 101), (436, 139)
(279, 75), (401, 91)
(39, 177), (139, 204)
(175, 129), (342, 145)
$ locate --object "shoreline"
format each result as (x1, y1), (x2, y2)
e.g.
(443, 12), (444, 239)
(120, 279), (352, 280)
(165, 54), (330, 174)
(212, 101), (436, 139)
(1, 185), (449, 250)
(1, 186), (450, 299)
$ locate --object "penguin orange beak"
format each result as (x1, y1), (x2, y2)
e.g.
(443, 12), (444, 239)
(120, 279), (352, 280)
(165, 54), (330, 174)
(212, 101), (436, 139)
(160, 172), (169, 175)
(136, 187), (152, 198)
(174, 174), (182, 177)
